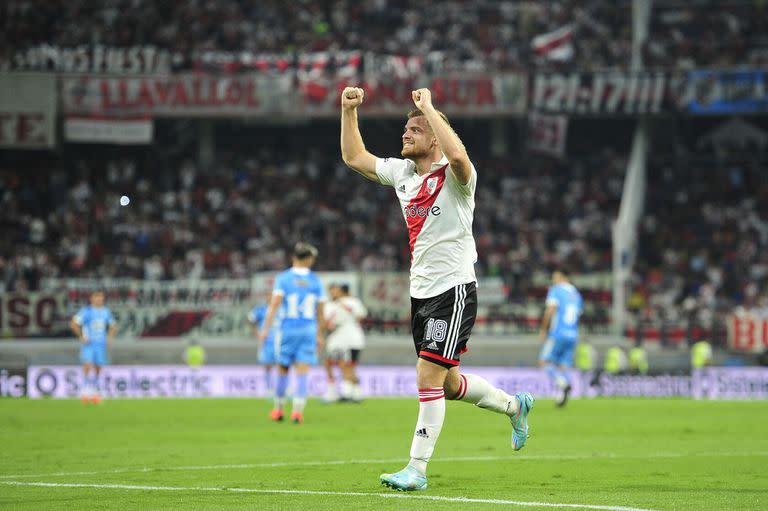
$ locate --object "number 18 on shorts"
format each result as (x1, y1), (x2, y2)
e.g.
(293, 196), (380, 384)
(411, 282), (477, 368)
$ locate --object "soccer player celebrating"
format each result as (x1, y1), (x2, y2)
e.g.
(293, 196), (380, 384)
(340, 86), (534, 491)
(538, 268), (583, 407)
(259, 243), (325, 424)
(323, 283), (367, 402)
(70, 290), (116, 404)
(248, 302), (282, 397)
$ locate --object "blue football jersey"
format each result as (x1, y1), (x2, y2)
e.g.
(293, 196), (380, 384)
(546, 283), (583, 341)
(73, 306), (115, 344)
(248, 304), (282, 342)
(273, 267), (324, 331)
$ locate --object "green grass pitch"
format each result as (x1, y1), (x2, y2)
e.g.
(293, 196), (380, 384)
(0, 397), (765, 510)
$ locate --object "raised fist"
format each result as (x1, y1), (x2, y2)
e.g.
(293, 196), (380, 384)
(412, 88), (433, 110)
(341, 87), (365, 109)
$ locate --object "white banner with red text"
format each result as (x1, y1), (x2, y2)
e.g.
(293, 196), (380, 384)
(0, 293), (67, 338)
(0, 73), (57, 148)
(728, 313), (768, 353)
(59, 73), (527, 118)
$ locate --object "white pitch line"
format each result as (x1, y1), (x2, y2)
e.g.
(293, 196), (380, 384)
(1, 452), (767, 480)
(0, 480), (661, 511)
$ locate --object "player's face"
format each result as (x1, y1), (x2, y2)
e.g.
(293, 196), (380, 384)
(401, 117), (435, 158)
(329, 287), (342, 300)
(91, 292), (105, 307)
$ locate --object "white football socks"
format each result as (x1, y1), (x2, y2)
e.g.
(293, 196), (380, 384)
(456, 373), (518, 416)
(324, 385), (339, 401)
(340, 380), (353, 399)
(292, 397), (306, 414)
(408, 387), (445, 476)
(351, 383), (362, 401)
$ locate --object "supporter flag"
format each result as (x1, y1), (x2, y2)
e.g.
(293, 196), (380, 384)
(527, 112), (568, 157)
(532, 24), (574, 61)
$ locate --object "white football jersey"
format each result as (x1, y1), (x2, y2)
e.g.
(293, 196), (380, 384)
(325, 296), (367, 349)
(376, 155), (478, 299)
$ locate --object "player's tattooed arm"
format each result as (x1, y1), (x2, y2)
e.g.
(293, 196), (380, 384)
(412, 88), (472, 185)
(340, 87), (379, 182)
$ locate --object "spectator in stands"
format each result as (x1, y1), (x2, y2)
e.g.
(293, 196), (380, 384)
(3, 0), (763, 73)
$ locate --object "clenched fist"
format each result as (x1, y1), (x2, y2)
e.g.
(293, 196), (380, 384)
(341, 87), (365, 110)
(412, 88), (433, 110)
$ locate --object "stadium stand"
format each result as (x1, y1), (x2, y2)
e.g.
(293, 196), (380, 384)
(0, 144), (622, 289)
(1, 0), (767, 352)
(2, 0), (766, 73)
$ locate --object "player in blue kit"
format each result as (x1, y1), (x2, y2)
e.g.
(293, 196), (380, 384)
(539, 268), (583, 407)
(259, 243), (325, 424)
(70, 290), (116, 404)
(248, 303), (282, 397)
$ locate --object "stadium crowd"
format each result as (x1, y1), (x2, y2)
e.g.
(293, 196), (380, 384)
(0, 143), (623, 296)
(6, 131), (767, 342)
(630, 142), (768, 338)
(2, 0), (766, 73)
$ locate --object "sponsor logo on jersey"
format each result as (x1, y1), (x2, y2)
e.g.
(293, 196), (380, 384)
(403, 205), (441, 218)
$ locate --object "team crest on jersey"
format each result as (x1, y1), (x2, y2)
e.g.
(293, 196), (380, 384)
(426, 177), (438, 195)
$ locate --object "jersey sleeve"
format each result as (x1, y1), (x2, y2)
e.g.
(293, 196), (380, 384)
(352, 298), (368, 319)
(73, 307), (87, 325)
(272, 273), (287, 296)
(106, 310), (115, 326)
(545, 287), (560, 307)
(450, 161), (477, 197)
(315, 276), (326, 302)
(375, 157), (405, 186)
(324, 302), (337, 321)
(258, 307), (267, 323)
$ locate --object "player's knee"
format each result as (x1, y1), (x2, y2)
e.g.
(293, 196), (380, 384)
(443, 380), (461, 400)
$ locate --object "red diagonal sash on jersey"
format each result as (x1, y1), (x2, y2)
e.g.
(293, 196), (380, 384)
(406, 165), (448, 261)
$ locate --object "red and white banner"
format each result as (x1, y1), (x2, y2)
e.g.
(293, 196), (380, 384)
(60, 73), (526, 118)
(64, 117), (153, 144)
(528, 112), (568, 156)
(0, 73), (57, 148)
(0, 293), (67, 337)
(532, 25), (575, 62)
(728, 314), (768, 353)
(61, 74), (294, 117)
(300, 74), (528, 117)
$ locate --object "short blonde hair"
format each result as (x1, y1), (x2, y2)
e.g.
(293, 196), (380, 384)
(407, 108), (451, 128)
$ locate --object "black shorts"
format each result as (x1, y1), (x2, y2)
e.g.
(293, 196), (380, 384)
(411, 282), (477, 368)
(326, 348), (361, 365)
